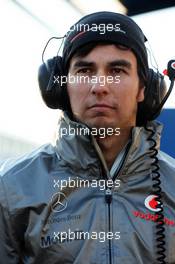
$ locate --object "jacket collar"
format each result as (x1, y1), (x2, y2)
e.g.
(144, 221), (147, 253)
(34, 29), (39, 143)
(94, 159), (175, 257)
(55, 112), (163, 178)
(55, 113), (101, 175)
(120, 122), (162, 179)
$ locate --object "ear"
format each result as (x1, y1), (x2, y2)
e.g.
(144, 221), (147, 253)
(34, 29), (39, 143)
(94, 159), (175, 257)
(137, 86), (145, 103)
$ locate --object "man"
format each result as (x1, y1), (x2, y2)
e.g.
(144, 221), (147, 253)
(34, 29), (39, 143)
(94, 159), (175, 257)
(0, 11), (175, 264)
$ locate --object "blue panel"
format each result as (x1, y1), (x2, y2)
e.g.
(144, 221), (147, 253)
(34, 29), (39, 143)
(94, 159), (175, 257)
(157, 109), (175, 158)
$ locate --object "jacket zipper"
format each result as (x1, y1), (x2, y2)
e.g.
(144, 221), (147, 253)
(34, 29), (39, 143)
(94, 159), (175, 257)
(104, 141), (132, 264)
(91, 136), (132, 264)
(105, 188), (112, 264)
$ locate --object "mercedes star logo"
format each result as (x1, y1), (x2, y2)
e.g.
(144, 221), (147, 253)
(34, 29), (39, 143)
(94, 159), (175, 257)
(51, 192), (68, 212)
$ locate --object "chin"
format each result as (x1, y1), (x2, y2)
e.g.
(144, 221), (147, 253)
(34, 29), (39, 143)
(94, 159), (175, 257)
(85, 117), (116, 129)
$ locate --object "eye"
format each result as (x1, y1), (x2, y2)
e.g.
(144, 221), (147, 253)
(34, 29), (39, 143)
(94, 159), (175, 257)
(110, 68), (126, 74)
(76, 68), (92, 74)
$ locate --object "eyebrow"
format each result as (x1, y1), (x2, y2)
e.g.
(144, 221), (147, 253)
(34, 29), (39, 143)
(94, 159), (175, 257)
(107, 59), (132, 69)
(72, 59), (132, 70)
(72, 61), (94, 69)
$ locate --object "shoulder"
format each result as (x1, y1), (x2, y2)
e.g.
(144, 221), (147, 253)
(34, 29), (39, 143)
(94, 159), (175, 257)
(158, 150), (175, 194)
(0, 143), (59, 211)
(0, 143), (56, 176)
(158, 150), (175, 171)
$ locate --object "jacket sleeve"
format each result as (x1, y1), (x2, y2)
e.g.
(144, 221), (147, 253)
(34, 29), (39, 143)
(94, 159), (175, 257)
(0, 177), (22, 263)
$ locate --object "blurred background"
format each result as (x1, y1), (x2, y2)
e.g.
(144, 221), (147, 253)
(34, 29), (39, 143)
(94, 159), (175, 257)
(0, 0), (175, 161)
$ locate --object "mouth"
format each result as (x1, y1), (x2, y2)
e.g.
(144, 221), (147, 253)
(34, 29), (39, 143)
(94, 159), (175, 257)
(89, 104), (115, 109)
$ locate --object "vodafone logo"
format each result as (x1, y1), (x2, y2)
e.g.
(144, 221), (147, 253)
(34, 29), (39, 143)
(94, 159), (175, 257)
(144, 195), (161, 212)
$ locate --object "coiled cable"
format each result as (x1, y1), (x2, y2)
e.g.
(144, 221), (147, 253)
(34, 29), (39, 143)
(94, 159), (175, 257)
(144, 125), (166, 264)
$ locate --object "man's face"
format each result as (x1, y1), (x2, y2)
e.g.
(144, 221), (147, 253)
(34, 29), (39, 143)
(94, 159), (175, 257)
(67, 44), (144, 129)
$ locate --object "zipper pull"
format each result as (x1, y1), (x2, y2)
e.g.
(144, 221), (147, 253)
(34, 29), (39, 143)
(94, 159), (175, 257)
(105, 188), (112, 204)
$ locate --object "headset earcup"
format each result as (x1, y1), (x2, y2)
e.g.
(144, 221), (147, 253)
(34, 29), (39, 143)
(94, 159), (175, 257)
(137, 69), (167, 126)
(38, 56), (71, 111)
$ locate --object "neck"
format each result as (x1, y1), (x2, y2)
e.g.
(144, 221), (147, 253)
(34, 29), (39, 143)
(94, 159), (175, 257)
(96, 128), (132, 170)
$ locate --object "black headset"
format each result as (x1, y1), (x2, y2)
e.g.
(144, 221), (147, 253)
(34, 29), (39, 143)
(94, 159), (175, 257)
(38, 42), (174, 126)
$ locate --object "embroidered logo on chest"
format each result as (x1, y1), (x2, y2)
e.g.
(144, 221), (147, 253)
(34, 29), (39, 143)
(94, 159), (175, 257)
(144, 195), (161, 212)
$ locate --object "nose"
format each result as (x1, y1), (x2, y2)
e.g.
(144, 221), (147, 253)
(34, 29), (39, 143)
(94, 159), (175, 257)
(90, 72), (110, 96)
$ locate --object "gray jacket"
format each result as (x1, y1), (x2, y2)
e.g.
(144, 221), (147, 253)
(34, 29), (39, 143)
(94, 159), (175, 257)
(0, 114), (175, 264)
